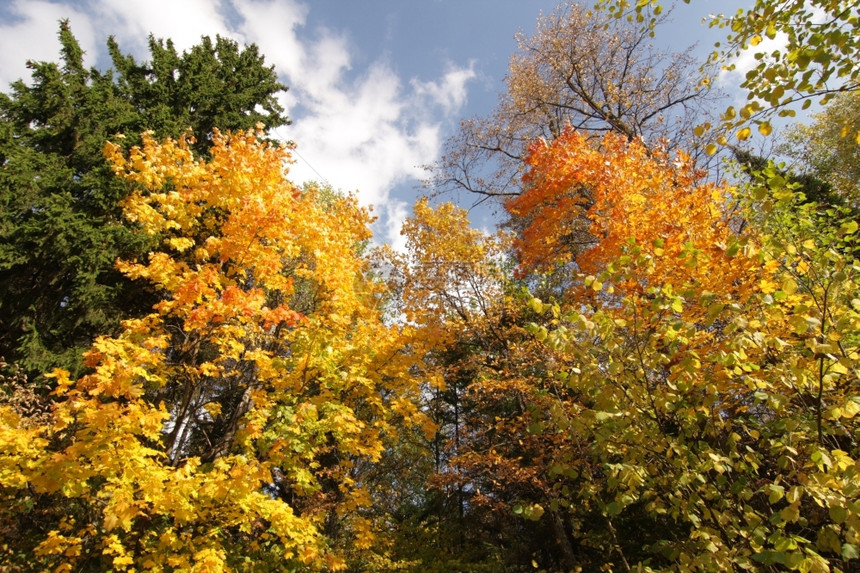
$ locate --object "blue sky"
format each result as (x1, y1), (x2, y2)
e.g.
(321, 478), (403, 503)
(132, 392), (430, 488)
(0, 0), (748, 248)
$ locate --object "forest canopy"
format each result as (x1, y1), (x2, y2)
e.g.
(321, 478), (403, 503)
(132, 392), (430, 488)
(1, 1), (859, 571)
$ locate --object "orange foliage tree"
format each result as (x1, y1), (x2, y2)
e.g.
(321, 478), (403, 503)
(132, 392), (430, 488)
(505, 129), (860, 571)
(0, 129), (428, 571)
(508, 128), (760, 299)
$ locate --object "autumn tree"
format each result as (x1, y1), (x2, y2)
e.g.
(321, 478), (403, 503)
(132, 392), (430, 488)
(382, 199), (620, 571)
(375, 200), (513, 568)
(432, 2), (718, 204)
(0, 129), (429, 571)
(504, 126), (860, 570)
(464, 130), (761, 569)
(708, 0), (860, 138)
(507, 128), (759, 287)
(402, 1), (860, 569)
(0, 22), (288, 381)
(599, 0), (860, 141)
(778, 91), (860, 208)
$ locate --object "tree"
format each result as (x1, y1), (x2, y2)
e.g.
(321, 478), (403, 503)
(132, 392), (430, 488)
(384, 200), (636, 571)
(707, 0), (860, 138)
(406, 1), (860, 568)
(379, 201), (548, 571)
(432, 2), (718, 205)
(778, 90), (860, 208)
(477, 130), (762, 570)
(598, 0), (860, 140)
(0, 22), (288, 381)
(509, 128), (860, 571)
(0, 129), (430, 571)
(507, 128), (760, 290)
(106, 33), (287, 156)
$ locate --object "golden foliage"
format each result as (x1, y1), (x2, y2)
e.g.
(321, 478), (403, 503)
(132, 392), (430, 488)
(0, 128), (426, 570)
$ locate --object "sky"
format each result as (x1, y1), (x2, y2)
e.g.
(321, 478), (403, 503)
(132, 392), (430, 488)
(0, 0), (746, 249)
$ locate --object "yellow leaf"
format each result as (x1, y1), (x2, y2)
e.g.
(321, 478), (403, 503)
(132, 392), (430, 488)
(736, 127), (752, 141)
(842, 399), (860, 419)
(203, 402), (222, 418)
(167, 237), (195, 252)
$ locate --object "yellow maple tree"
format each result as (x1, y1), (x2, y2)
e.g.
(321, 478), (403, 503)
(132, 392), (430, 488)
(0, 128), (427, 571)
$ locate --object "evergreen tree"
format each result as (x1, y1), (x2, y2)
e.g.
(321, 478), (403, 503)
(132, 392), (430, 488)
(0, 21), (288, 381)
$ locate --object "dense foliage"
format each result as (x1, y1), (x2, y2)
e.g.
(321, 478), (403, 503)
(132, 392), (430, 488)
(2, 129), (432, 571)
(1, 1), (859, 571)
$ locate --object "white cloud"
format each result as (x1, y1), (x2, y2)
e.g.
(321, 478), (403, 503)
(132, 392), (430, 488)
(234, 0), (476, 246)
(275, 62), (436, 243)
(0, 1), (97, 89)
(411, 62), (476, 115)
(382, 200), (411, 254)
(718, 33), (788, 93)
(95, 0), (232, 56)
(0, 0), (234, 90)
(233, 0), (310, 94)
(278, 58), (475, 246)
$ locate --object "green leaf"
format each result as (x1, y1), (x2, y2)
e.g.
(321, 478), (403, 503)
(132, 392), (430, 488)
(829, 505), (847, 523)
(522, 504), (545, 521)
(751, 185), (768, 200)
(726, 241), (741, 257)
(767, 174), (786, 188)
(768, 484), (785, 504)
(840, 220), (858, 236)
(765, 21), (777, 40)
(790, 315), (810, 334)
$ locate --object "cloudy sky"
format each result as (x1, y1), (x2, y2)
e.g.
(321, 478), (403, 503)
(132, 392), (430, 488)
(0, 0), (735, 248)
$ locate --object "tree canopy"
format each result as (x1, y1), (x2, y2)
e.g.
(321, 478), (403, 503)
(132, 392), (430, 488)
(598, 0), (860, 140)
(432, 2), (718, 204)
(1, 128), (433, 571)
(778, 91), (860, 207)
(2, 2), (860, 572)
